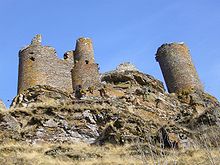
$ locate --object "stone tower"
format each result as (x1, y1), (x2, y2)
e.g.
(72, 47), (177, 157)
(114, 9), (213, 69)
(71, 37), (100, 91)
(18, 34), (73, 94)
(156, 42), (203, 93)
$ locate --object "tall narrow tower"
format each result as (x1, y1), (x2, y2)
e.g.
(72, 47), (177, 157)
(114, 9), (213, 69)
(156, 43), (203, 93)
(71, 37), (100, 91)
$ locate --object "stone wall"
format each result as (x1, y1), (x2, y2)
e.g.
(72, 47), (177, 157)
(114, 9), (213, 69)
(156, 43), (203, 93)
(18, 35), (73, 94)
(72, 62), (100, 90)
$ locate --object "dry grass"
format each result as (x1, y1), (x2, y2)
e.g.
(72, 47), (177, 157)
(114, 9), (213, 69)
(0, 141), (220, 165)
(146, 148), (220, 165)
(0, 142), (142, 165)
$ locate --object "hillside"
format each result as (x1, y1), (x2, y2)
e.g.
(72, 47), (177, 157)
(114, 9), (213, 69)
(0, 63), (220, 164)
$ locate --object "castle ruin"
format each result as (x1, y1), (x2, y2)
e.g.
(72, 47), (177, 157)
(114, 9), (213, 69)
(18, 35), (100, 95)
(18, 35), (203, 95)
(156, 42), (203, 93)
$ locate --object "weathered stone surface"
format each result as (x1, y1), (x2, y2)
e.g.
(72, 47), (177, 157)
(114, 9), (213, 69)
(0, 67), (219, 151)
(18, 35), (74, 94)
(11, 85), (73, 108)
(116, 62), (138, 72)
(0, 99), (6, 110)
(156, 43), (203, 93)
(101, 65), (165, 94)
(72, 38), (100, 92)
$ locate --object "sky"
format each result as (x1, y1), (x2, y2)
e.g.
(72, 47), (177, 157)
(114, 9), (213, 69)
(0, 0), (220, 107)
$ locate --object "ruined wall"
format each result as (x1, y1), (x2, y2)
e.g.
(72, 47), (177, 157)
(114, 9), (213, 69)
(18, 35), (74, 94)
(72, 63), (100, 89)
(156, 43), (203, 93)
(72, 38), (100, 90)
(64, 50), (75, 62)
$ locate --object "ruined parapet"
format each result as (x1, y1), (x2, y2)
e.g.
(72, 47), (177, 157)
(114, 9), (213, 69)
(31, 34), (42, 46)
(156, 43), (203, 93)
(64, 50), (75, 63)
(18, 35), (73, 94)
(72, 38), (100, 91)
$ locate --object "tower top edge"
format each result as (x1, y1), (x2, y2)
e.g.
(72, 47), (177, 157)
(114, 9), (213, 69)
(155, 42), (189, 58)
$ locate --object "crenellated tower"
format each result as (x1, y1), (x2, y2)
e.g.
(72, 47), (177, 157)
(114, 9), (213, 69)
(156, 42), (203, 93)
(71, 37), (100, 91)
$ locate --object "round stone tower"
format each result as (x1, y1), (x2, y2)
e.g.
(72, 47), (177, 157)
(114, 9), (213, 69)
(71, 38), (100, 91)
(156, 42), (203, 93)
(18, 34), (57, 94)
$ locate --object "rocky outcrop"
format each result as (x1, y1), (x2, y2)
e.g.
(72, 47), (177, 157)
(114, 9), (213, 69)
(0, 99), (6, 110)
(1, 64), (219, 151)
(11, 85), (73, 108)
(116, 62), (138, 72)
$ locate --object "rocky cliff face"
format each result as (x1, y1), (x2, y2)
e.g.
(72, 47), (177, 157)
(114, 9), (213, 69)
(0, 64), (218, 154)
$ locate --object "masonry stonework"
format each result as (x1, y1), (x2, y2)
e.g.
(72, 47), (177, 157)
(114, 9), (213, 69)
(71, 38), (100, 91)
(156, 43), (203, 93)
(18, 35), (73, 94)
(18, 35), (203, 96)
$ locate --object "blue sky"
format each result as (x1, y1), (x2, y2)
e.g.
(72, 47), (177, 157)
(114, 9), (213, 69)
(0, 0), (220, 106)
